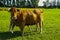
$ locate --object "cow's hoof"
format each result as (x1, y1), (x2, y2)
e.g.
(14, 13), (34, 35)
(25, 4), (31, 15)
(34, 30), (38, 32)
(11, 31), (14, 34)
(40, 30), (42, 34)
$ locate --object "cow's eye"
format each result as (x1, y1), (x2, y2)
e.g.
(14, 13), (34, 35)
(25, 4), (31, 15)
(17, 9), (20, 11)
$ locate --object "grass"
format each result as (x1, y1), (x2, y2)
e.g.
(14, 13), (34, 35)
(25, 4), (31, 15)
(0, 8), (60, 40)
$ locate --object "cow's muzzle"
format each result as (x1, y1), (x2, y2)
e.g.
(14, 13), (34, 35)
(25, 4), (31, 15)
(12, 17), (17, 21)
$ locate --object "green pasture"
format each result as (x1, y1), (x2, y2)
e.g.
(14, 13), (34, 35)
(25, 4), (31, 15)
(0, 8), (60, 40)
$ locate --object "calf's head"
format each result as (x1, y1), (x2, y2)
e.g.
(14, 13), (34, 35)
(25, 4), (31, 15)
(8, 7), (18, 20)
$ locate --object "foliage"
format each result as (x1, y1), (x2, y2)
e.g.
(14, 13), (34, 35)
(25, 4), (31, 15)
(31, 0), (39, 7)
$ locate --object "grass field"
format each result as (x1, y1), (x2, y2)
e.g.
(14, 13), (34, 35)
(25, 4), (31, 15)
(0, 9), (60, 40)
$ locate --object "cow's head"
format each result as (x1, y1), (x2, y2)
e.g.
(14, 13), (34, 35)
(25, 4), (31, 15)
(8, 7), (19, 20)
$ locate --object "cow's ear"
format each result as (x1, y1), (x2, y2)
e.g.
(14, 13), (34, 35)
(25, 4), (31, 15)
(8, 8), (11, 12)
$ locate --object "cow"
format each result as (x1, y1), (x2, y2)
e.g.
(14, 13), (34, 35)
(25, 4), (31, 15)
(8, 7), (43, 36)
(8, 7), (31, 34)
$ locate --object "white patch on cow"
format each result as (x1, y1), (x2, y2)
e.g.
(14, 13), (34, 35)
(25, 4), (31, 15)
(15, 17), (17, 20)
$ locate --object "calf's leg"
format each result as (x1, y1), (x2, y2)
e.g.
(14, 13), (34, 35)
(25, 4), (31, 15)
(19, 25), (24, 36)
(11, 24), (15, 34)
(8, 19), (13, 32)
(28, 25), (31, 31)
(35, 23), (39, 32)
(39, 21), (43, 34)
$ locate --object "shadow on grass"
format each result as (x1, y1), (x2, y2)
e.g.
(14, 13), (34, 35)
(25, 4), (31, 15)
(0, 31), (36, 40)
(0, 31), (24, 40)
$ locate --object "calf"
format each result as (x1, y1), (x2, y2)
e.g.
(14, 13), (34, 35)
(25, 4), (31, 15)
(8, 7), (43, 36)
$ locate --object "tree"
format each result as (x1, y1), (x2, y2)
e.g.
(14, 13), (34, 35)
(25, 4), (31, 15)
(43, 0), (50, 8)
(0, 1), (4, 7)
(57, 0), (60, 8)
(31, 0), (39, 7)
(3, 0), (5, 7)
(43, 1), (46, 8)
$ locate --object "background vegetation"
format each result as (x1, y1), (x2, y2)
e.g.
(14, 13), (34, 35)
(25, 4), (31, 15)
(0, 0), (60, 8)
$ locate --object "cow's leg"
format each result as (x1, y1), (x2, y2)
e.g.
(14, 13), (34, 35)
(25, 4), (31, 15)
(19, 26), (24, 36)
(8, 24), (11, 32)
(39, 13), (43, 34)
(28, 25), (31, 31)
(8, 19), (12, 32)
(35, 23), (38, 32)
(39, 21), (43, 34)
(19, 22), (25, 36)
(11, 24), (15, 34)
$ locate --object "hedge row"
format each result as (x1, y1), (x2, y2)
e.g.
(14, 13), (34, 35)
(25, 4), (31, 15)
(0, 7), (8, 11)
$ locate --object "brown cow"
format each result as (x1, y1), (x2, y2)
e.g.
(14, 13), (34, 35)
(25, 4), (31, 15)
(8, 7), (43, 36)
(8, 7), (31, 34)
